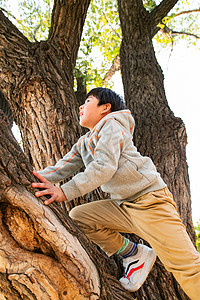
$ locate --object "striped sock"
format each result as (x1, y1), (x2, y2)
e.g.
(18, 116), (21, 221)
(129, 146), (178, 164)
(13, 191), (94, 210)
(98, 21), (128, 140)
(116, 238), (138, 258)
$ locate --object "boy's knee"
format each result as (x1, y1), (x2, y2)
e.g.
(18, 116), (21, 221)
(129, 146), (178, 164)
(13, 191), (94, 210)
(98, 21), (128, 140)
(69, 206), (96, 235)
(69, 205), (96, 231)
(69, 206), (82, 222)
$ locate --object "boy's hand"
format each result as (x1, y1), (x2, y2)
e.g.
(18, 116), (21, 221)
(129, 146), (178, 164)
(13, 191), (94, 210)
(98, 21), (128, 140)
(32, 171), (67, 205)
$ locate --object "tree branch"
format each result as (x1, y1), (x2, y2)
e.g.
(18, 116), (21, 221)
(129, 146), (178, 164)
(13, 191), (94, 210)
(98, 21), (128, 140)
(150, 0), (179, 37)
(0, 9), (31, 50)
(172, 30), (200, 39)
(0, 10), (32, 76)
(160, 24), (200, 40)
(173, 8), (200, 18)
(0, 10), (34, 105)
(48, 0), (90, 68)
(104, 55), (121, 83)
(0, 7), (35, 40)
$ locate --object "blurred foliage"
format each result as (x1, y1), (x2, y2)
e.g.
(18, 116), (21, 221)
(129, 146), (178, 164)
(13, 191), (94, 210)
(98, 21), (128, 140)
(0, 0), (199, 90)
(1, 0), (52, 41)
(75, 0), (121, 91)
(17, 0), (52, 41)
(194, 220), (200, 253)
(155, 1), (200, 51)
(143, 0), (157, 12)
(76, 0), (200, 90)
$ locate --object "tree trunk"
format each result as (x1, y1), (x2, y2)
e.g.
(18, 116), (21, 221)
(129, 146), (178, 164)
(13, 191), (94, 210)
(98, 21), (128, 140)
(0, 0), (90, 170)
(118, 0), (195, 299)
(0, 0), (101, 212)
(0, 110), (136, 299)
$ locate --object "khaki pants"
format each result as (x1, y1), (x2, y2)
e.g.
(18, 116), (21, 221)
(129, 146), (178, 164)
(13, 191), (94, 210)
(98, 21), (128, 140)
(69, 187), (200, 300)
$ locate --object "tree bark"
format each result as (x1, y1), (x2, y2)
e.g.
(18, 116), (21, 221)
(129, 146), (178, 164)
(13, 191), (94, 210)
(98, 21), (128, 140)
(0, 110), (136, 299)
(0, 90), (13, 128)
(118, 0), (195, 299)
(0, 0), (110, 216)
(0, 0), (90, 170)
(75, 69), (87, 107)
(103, 55), (121, 83)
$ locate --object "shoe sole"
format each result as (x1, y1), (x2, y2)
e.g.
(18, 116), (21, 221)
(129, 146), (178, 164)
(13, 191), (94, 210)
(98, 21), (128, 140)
(121, 248), (156, 292)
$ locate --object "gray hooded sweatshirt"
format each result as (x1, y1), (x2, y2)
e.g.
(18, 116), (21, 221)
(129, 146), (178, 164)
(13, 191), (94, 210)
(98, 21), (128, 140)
(38, 110), (166, 204)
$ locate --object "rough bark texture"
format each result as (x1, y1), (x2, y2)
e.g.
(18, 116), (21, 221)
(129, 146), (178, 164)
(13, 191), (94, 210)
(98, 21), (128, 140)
(0, 0), (101, 212)
(74, 69), (87, 107)
(0, 111), (135, 299)
(0, 0), (90, 170)
(0, 90), (13, 128)
(118, 0), (195, 299)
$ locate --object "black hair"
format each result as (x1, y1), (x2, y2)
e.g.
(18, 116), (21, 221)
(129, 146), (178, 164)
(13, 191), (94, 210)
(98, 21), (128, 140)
(86, 87), (125, 112)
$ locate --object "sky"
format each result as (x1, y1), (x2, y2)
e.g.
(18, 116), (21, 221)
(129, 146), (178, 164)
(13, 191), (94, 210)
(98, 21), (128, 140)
(3, 0), (200, 225)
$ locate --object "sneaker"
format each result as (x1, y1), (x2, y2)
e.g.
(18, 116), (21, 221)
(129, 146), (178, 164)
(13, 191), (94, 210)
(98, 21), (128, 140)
(119, 244), (156, 292)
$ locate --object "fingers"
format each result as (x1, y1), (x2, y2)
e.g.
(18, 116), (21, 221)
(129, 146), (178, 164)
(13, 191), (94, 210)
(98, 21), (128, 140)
(32, 171), (53, 189)
(34, 188), (58, 205)
(32, 172), (64, 205)
(35, 188), (52, 197)
(32, 171), (48, 183)
(44, 194), (57, 205)
(32, 182), (52, 189)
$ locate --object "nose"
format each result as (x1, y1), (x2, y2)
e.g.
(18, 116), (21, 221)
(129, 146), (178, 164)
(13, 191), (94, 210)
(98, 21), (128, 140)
(79, 104), (84, 111)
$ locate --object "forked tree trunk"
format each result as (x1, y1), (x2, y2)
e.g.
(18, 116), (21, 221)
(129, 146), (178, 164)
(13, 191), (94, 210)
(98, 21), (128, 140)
(0, 1), (101, 211)
(0, 1), (89, 170)
(118, 0), (195, 299)
(0, 110), (134, 299)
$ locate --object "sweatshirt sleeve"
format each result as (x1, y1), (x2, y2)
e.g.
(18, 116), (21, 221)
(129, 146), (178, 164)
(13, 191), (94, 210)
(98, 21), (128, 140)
(37, 140), (84, 183)
(61, 119), (124, 201)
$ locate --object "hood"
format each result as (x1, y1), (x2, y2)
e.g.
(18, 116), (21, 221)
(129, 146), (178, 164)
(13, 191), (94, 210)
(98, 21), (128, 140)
(94, 109), (135, 135)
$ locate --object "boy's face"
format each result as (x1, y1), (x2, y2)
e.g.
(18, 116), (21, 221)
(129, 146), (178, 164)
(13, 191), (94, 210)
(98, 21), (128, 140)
(79, 95), (111, 130)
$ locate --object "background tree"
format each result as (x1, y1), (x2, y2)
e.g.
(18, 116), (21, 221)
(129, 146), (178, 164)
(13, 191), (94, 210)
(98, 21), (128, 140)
(118, 1), (195, 298)
(75, 0), (200, 88)
(0, 0), (199, 299)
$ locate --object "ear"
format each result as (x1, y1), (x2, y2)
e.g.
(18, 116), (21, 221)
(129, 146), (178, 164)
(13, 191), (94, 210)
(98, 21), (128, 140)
(101, 103), (111, 114)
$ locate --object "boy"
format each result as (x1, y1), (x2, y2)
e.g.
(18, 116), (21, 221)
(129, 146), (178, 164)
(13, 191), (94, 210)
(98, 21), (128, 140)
(32, 88), (200, 299)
